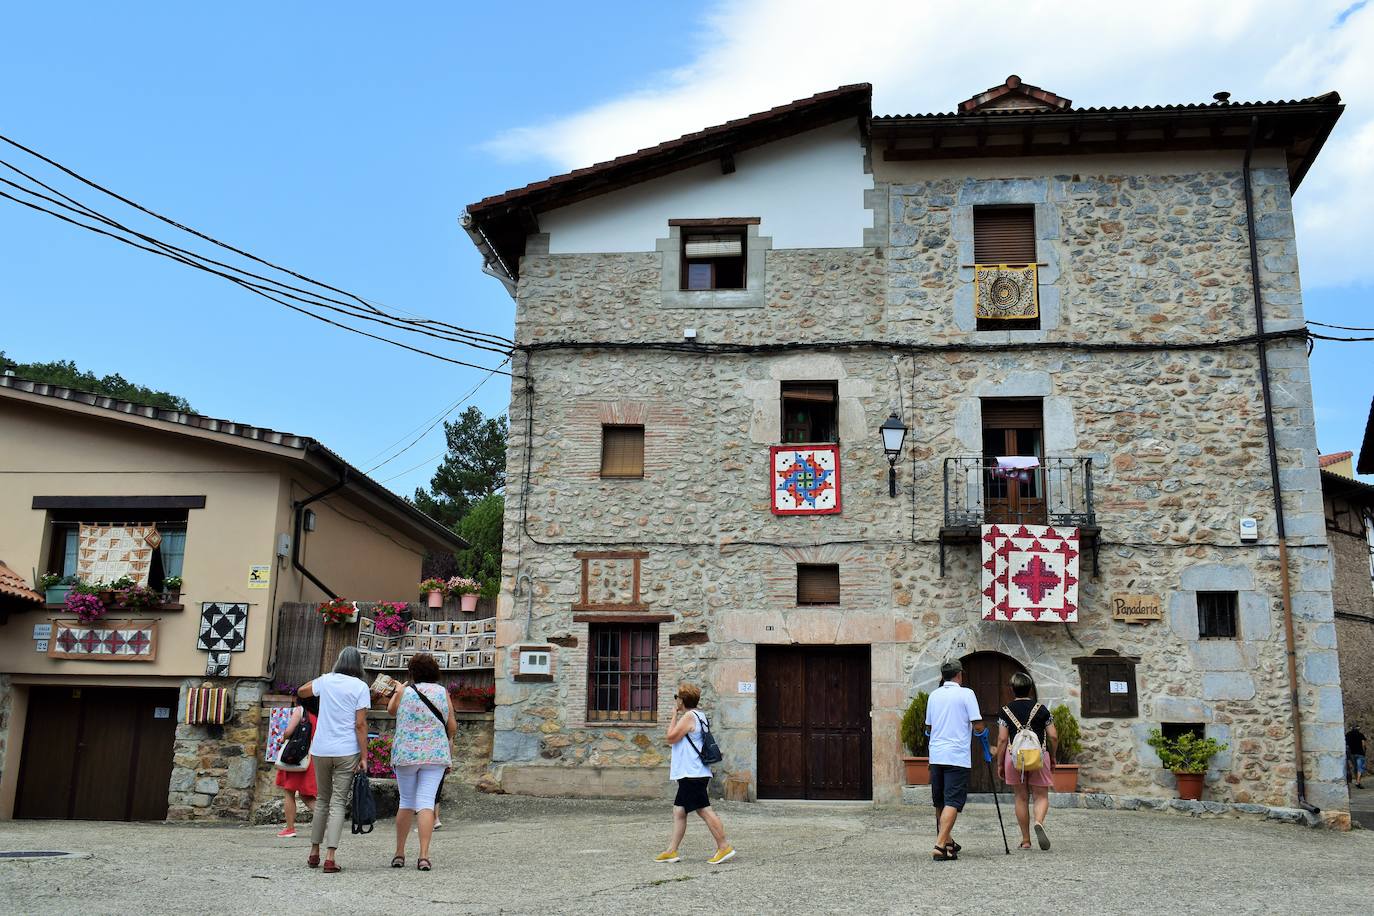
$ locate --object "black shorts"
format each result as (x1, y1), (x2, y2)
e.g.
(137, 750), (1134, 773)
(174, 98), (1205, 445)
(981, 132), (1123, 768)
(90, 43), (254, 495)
(930, 764), (970, 812)
(674, 777), (712, 813)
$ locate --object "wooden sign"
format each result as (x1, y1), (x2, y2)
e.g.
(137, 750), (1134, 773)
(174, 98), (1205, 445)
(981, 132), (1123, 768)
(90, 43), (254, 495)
(1112, 594), (1161, 623)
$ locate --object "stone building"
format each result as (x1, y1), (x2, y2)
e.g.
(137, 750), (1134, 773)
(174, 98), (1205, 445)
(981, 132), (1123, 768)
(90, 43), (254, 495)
(463, 77), (1350, 818)
(1323, 450), (1374, 731)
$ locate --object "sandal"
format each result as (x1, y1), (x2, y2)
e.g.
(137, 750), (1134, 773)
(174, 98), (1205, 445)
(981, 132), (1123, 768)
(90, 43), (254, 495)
(322, 861), (343, 874)
(932, 844), (957, 861)
(948, 841), (961, 853)
(417, 858), (432, 871)
(307, 854), (320, 869)
(390, 855), (406, 868)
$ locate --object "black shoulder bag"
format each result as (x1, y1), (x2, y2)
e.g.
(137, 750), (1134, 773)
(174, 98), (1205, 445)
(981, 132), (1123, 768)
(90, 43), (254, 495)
(409, 684), (449, 729)
(684, 711), (724, 766)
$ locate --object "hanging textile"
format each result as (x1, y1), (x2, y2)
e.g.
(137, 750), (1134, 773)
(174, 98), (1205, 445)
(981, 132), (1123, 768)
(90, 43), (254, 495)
(76, 524), (158, 586)
(993, 455), (1040, 482)
(974, 264), (1039, 320)
(185, 686), (233, 725)
(981, 523), (1079, 622)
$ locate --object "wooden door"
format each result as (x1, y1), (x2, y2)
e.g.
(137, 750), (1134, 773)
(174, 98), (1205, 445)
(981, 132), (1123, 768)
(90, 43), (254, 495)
(758, 646), (872, 800)
(982, 400), (1046, 526)
(16, 687), (178, 821)
(961, 652), (1028, 793)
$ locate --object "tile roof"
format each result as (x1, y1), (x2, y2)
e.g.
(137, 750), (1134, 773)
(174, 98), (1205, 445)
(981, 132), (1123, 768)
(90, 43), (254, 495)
(0, 561), (43, 605)
(958, 75), (1072, 113)
(1319, 451), (1354, 468)
(0, 375), (465, 552)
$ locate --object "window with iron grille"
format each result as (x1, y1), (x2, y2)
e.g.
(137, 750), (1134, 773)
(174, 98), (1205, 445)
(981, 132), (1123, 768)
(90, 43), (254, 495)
(1197, 591), (1238, 638)
(587, 623), (659, 722)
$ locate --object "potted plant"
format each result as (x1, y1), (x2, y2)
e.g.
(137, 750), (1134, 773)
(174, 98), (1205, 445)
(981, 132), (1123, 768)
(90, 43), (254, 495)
(900, 691), (930, 785)
(112, 583), (160, 612)
(419, 578), (448, 609)
(448, 682), (496, 712)
(372, 601), (409, 637)
(1147, 728), (1227, 801)
(448, 576), (481, 613)
(65, 584), (107, 625)
(39, 573), (79, 605)
(317, 597), (357, 626)
(1049, 704), (1082, 793)
(162, 575), (183, 602)
(366, 733), (395, 778)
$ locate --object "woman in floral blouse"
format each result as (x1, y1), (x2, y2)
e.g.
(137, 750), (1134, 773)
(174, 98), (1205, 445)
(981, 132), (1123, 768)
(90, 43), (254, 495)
(387, 653), (456, 871)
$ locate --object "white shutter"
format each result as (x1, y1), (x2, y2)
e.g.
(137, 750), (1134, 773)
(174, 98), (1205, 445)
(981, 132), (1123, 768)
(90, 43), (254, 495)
(684, 235), (743, 258)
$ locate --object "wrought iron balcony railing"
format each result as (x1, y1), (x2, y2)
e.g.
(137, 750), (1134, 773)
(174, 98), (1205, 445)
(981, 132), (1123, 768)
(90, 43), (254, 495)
(942, 456), (1096, 530)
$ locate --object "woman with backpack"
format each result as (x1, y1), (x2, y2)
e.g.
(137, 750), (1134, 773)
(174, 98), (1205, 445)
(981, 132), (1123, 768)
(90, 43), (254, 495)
(994, 672), (1058, 851)
(297, 646), (373, 874)
(655, 683), (735, 865)
(387, 653), (456, 871)
(274, 695), (320, 837)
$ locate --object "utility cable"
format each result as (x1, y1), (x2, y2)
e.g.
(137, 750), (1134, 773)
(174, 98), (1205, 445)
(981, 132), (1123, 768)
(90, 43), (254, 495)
(364, 360), (508, 475)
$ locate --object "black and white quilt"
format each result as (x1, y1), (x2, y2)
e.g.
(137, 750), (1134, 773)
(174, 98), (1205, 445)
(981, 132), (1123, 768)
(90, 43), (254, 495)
(198, 602), (249, 653)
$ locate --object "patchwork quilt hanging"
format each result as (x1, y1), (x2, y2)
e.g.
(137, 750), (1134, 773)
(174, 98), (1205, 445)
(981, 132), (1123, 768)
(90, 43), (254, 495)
(770, 444), (841, 515)
(356, 614), (495, 670)
(974, 264), (1039, 321)
(49, 620), (157, 660)
(197, 602), (249, 653)
(981, 524), (1080, 622)
(76, 524), (159, 586)
(205, 652), (231, 677)
(264, 706), (293, 761)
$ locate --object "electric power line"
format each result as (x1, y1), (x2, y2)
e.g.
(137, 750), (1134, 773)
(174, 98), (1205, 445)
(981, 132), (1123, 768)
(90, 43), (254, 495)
(364, 360), (508, 475)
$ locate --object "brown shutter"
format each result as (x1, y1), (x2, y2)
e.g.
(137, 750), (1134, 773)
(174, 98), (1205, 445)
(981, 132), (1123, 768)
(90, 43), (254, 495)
(600, 425), (645, 478)
(781, 383), (837, 404)
(796, 564), (840, 605)
(974, 207), (1036, 264)
(981, 398), (1044, 429)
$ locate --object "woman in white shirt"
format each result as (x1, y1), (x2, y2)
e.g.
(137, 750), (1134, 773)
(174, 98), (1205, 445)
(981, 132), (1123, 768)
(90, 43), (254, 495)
(655, 683), (735, 865)
(297, 646), (372, 874)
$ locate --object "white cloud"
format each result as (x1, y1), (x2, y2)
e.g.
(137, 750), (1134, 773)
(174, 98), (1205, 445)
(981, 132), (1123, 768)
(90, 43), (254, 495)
(484, 0), (1373, 288)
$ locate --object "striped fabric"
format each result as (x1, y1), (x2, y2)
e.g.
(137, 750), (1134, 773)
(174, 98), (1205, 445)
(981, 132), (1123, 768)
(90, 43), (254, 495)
(185, 686), (233, 725)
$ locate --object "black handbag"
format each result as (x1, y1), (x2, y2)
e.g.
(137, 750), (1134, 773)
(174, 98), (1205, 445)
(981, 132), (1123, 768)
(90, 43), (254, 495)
(350, 771), (376, 835)
(277, 715), (312, 767)
(684, 711), (724, 766)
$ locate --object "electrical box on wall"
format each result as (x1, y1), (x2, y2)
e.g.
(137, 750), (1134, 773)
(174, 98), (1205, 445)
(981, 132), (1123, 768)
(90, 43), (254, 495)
(276, 533), (292, 557)
(1239, 517), (1258, 543)
(516, 647), (554, 681)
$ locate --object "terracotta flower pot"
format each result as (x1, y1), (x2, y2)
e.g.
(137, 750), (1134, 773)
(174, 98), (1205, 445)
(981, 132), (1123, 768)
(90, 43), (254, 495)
(1174, 771), (1205, 801)
(902, 756), (930, 785)
(427, 589), (444, 608)
(1050, 763), (1080, 793)
(460, 593), (479, 612)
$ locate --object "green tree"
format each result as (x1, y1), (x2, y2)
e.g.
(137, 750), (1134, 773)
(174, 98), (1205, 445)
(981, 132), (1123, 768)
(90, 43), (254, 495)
(0, 351), (193, 411)
(454, 493), (504, 596)
(412, 406), (507, 529)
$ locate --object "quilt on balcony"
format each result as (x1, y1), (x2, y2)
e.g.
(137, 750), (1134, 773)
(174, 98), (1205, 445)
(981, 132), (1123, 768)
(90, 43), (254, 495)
(981, 523), (1079, 622)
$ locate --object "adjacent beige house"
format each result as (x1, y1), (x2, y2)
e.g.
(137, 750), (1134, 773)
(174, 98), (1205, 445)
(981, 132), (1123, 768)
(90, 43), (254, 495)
(0, 375), (463, 821)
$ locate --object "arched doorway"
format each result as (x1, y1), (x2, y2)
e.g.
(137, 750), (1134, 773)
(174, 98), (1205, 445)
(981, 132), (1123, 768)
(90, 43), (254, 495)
(960, 651), (1029, 793)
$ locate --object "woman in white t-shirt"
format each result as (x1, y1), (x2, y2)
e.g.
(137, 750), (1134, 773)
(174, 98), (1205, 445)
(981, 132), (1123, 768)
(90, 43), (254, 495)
(297, 647), (372, 874)
(655, 683), (735, 865)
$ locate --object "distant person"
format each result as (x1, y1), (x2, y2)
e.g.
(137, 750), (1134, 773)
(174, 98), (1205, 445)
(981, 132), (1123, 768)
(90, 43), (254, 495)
(387, 653), (456, 871)
(925, 659), (986, 861)
(1348, 724), (1367, 789)
(655, 683), (735, 865)
(297, 646), (372, 874)
(995, 672), (1058, 850)
(275, 694), (319, 838)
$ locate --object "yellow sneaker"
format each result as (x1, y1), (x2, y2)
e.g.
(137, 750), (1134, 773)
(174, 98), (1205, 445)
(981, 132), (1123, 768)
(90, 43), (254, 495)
(654, 850), (680, 863)
(707, 846), (736, 865)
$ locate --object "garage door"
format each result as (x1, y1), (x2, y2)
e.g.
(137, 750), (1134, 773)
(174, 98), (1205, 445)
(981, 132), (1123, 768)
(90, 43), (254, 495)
(15, 686), (179, 821)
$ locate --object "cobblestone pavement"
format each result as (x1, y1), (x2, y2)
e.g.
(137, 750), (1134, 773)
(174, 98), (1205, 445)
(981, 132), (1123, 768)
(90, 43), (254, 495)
(2, 790), (1371, 915)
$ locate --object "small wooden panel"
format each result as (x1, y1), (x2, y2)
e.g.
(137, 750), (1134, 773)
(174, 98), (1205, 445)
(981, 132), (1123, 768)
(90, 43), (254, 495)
(1112, 594), (1162, 622)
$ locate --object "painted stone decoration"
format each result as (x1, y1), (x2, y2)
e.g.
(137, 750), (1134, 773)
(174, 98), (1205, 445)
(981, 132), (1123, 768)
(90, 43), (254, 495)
(77, 524), (158, 586)
(49, 620), (157, 660)
(974, 264), (1039, 320)
(197, 602), (249, 653)
(981, 524), (1079, 622)
(770, 444), (841, 515)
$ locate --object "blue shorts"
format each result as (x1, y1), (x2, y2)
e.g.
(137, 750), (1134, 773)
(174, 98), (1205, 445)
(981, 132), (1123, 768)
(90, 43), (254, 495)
(930, 764), (970, 812)
(1352, 755), (1366, 776)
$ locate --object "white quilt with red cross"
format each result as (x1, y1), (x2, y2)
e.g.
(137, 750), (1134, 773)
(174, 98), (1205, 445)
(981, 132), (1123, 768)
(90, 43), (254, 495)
(980, 524), (1080, 622)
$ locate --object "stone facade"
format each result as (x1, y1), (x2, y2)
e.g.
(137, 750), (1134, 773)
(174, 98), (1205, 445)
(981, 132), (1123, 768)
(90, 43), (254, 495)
(167, 679), (267, 821)
(489, 155), (1347, 815)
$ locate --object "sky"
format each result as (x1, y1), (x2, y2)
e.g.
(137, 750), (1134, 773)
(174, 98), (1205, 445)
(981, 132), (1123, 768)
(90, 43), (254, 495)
(1, 1), (1370, 498)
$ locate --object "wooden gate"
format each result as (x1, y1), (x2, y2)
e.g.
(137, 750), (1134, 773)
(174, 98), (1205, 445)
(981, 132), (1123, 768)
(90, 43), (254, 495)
(960, 651), (1029, 793)
(757, 646), (872, 800)
(15, 686), (179, 821)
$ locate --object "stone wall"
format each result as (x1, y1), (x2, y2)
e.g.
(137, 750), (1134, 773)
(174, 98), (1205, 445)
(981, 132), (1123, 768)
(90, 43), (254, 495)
(1331, 522), (1374, 730)
(491, 160), (1345, 813)
(167, 679), (266, 821)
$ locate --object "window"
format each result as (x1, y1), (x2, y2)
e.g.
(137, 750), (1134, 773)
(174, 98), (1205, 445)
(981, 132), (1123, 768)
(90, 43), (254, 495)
(781, 382), (838, 444)
(1074, 651), (1139, 718)
(681, 230), (745, 290)
(587, 623), (659, 722)
(45, 509), (187, 591)
(1161, 722), (1206, 742)
(974, 206), (1038, 331)
(796, 564), (840, 606)
(600, 425), (645, 478)
(981, 398), (1045, 525)
(1197, 591), (1238, 638)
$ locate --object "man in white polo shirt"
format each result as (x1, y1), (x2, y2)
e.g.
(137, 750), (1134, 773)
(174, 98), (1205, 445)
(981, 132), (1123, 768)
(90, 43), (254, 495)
(924, 659), (985, 861)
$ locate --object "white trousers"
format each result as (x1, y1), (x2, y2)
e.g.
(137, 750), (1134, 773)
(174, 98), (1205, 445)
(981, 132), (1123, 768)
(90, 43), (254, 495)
(394, 764), (446, 811)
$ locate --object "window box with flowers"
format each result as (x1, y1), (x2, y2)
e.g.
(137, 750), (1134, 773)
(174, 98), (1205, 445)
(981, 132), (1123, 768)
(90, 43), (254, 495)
(64, 584), (108, 625)
(448, 682), (495, 713)
(45, 575), (184, 612)
(317, 597), (358, 625)
(448, 576), (481, 612)
(419, 578), (448, 609)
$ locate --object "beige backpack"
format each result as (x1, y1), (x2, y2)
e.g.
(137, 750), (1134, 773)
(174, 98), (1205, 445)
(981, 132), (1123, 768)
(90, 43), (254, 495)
(1003, 703), (1045, 773)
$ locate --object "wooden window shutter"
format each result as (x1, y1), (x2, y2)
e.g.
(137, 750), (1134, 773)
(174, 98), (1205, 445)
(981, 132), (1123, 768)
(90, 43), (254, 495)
(600, 425), (645, 478)
(981, 398), (1044, 430)
(796, 564), (840, 605)
(974, 207), (1036, 264)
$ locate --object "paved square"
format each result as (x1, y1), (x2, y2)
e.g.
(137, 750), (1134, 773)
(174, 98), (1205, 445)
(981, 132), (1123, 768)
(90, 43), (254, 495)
(1, 791), (1371, 914)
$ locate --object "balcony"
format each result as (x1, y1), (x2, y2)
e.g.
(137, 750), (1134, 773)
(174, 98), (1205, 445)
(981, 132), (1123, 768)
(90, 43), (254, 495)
(938, 456), (1099, 575)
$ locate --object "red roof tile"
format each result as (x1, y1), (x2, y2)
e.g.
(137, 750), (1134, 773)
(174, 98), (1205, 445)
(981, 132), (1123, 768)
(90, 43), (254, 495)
(1319, 451), (1354, 468)
(0, 561), (43, 605)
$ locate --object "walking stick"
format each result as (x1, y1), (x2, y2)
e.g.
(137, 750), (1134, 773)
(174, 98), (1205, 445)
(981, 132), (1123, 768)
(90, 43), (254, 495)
(978, 730), (1011, 855)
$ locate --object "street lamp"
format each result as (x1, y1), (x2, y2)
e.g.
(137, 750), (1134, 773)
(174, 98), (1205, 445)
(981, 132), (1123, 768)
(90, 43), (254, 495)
(880, 412), (908, 498)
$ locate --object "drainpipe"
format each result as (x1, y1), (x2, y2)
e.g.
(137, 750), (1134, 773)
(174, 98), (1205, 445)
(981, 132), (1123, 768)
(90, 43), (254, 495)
(293, 461), (349, 601)
(1243, 116), (1317, 814)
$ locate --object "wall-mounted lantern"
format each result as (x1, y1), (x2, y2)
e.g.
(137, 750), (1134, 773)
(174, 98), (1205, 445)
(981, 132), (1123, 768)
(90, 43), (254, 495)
(880, 412), (908, 498)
